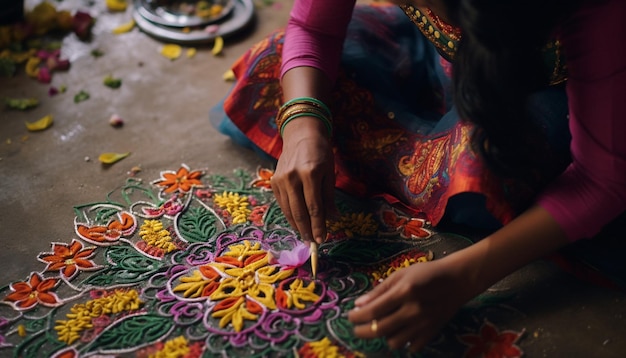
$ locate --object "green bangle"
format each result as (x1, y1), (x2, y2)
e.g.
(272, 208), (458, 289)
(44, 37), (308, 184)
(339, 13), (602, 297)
(280, 96), (332, 118)
(279, 112), (332, 137)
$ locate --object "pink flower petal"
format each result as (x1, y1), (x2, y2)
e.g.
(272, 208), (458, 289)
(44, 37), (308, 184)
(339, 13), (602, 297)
(37, 67), (51, 83)
(275, 241), (311, 268)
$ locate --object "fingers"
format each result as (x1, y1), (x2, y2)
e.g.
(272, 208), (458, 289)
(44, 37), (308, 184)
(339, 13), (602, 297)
(271, 173), (321, 243)
(272, 163), (333, 244)
(350, 290), (433, 353)
(302, 170), (332, 244)
(287, 183), (314, 242)
(348, 274), (404, 326)
(353, 270), (403, 308)
(271, 178), (297, 231)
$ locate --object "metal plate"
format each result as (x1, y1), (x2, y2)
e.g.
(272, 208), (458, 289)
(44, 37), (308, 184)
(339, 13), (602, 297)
(136, 0), (236, 28)
(133, 0), (254, 45)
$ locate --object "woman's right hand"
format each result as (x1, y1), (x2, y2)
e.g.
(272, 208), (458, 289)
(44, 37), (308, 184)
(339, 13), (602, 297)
(271, 116), (336, 245)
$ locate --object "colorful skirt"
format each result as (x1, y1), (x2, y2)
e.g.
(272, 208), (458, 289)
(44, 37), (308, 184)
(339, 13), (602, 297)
(210, 4), (570, 230)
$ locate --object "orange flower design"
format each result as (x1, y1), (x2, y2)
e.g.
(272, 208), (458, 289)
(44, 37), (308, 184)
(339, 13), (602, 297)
(50, 347), (78, 358)
(75, 212), (136, 245)
(382, 210), (432, 239)
(38, 239), (100, 280)
(458, 321), (523, 358)
(153, 165), (204, 194)
(4, 272), (61, 311)
(250, 167), (274, 190)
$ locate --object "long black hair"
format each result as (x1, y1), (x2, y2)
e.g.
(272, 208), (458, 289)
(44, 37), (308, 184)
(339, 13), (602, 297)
(442, 0), (582, 186)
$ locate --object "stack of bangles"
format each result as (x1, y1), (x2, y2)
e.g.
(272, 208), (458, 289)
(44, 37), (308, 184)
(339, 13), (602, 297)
(275, 97), (333, 137)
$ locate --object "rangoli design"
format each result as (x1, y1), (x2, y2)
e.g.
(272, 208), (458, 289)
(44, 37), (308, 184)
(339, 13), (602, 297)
(0, 165), (526, 357)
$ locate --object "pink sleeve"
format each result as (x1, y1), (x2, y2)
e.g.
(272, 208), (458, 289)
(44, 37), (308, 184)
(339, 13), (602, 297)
(280, 0), (356, 81)
(537, 0), (626, 241)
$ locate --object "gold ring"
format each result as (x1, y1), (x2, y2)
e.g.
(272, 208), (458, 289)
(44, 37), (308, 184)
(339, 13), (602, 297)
(370, 319), (378, 334)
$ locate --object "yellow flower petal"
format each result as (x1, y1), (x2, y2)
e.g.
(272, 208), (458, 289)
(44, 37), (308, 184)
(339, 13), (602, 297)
(161, 44), (182, 60)
(186, 48), (197, 58)
(222, 69), (235, 81)
(112, 19), (135, 34)
(211, 36), (224, 56)
(25, 114), (53, 131)
(106, 0), (128, 11)
(25, 57), (41, 78)
(98, 152), (130, 164)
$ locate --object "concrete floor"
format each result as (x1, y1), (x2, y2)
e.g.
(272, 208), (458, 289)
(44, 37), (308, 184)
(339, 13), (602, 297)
(1, 1), (625, 357)
(1, 0), (280, 281)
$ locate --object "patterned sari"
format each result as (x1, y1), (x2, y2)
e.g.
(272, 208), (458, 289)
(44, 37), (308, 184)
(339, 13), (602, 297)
(211, 4), (570, 230)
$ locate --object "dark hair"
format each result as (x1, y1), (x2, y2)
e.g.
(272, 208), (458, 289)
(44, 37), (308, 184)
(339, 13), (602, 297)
(443, 0), (581, 186)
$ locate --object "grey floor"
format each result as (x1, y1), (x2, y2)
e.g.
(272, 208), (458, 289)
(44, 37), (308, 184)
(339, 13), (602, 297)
(1, 1), (625, 357)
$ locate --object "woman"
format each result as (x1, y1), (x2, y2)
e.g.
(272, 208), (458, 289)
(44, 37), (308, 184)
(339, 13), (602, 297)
(211, 0), (626, 352)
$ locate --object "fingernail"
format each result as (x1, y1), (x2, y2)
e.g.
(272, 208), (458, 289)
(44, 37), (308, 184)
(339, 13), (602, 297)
(354, 295), (369, 306)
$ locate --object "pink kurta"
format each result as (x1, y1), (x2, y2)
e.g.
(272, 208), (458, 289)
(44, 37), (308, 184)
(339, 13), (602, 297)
(280, 0), (626, 242)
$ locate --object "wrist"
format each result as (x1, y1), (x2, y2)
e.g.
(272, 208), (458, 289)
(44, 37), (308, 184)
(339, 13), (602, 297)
(439, 244), (497, 301)
(276, 96), (333, 137)
(281, 115), (331, 142)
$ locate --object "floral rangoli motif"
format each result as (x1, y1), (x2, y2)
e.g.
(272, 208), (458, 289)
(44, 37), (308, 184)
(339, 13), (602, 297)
(0, 165), (525, 357)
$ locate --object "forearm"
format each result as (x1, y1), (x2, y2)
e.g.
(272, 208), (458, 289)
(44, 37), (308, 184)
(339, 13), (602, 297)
(446, 205), (570, 298)
(281, 66), (333, 103)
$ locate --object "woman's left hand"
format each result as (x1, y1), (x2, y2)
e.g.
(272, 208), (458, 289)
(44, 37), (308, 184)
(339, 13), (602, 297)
(347, 257), (473, 353)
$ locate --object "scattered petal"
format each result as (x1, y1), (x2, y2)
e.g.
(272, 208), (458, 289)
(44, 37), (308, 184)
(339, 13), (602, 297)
(128, 165), (142, 176)
(106, 0), (128, 12)
(25, 114), (53, 131)
(48, 86), (59, 96)
(37, 67), (51, 83)
(211, 36), (224, 56)
(186, 48), (197, 58)
(73, 11), (94, 40)
(222, 69), (235, 81)
(112, 19), (135, 34)
(161, 44), (182, 60)
(36, 49), (54, 60)
(109, 114), (124, 127)
(204, 24), (219, 34)
(56, 10), (74, 31)
(98, 152), (130, 164)
(74, 90), (90, 103)
(103, 74), (122, 88)
(196, 1), (224, 18)
(6, 98), (39, 110)
(46, 56), (70, 71)
(25, 57), (41, 78)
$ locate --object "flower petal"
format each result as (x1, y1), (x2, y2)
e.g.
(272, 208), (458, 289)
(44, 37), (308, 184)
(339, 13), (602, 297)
(98, 152), (130, 164)
(25, 114), (53, 131)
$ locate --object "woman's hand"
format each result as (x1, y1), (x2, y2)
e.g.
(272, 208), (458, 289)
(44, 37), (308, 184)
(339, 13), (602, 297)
(347, 257), (473, 353)
(346, 205), (571, 353)
(271, 116), (336, 244)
